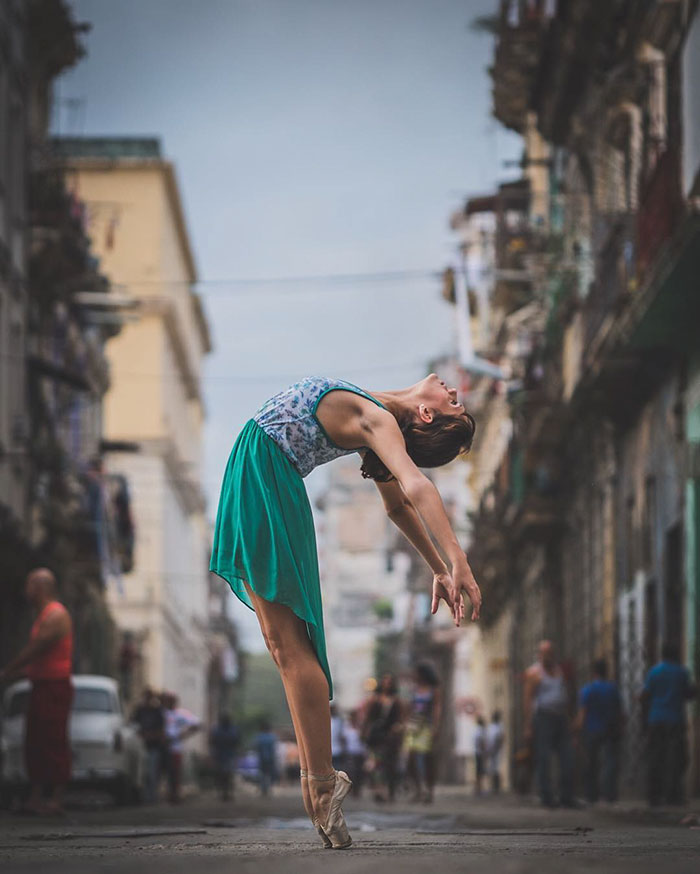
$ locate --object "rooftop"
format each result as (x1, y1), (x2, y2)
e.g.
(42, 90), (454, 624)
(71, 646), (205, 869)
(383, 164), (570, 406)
(51, 137), (162, 161)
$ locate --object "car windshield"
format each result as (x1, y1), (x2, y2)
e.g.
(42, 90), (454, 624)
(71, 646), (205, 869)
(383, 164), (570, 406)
(73, 688), (118, 713)
(5, 687), (118, 717)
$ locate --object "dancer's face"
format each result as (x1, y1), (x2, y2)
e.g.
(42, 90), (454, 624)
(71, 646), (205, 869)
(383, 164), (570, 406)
(413, 373), (466, 422)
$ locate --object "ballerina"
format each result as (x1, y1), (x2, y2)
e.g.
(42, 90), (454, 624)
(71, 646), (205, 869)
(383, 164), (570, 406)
(210, 373), (482, 848)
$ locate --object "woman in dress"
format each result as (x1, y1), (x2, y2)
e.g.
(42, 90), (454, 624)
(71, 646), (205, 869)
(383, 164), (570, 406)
(210, 374), (481, 848)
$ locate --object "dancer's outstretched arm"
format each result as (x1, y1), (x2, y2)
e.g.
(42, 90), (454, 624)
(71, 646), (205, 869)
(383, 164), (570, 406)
(363, 419), (481, 624)
(374, 476), (446, 574)
(374, 477), (463, 618)
(374, 476), (475, 624)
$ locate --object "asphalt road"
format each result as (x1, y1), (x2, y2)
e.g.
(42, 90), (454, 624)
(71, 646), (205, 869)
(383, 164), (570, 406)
(1, 786), (699, 873)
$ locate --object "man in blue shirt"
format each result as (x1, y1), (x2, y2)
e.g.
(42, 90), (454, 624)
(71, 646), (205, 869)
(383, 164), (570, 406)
(642, 642), (697, 806)
(256, 718), (279, 797)
(577, 658), (622, 804)
(209, 713), (239, 801)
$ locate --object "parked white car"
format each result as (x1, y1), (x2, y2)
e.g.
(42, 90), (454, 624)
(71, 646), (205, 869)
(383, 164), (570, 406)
(0, 675), (145, 805)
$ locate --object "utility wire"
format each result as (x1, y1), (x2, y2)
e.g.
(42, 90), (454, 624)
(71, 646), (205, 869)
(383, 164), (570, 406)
(106, 269), (442, 288)
(0, 353), (427, 382)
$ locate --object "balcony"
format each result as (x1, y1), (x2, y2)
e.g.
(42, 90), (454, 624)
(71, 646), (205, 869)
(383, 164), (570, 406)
(583, 215), (636, 359)
(636, 148), (684, 282)
(512, 490), (563, 544)
(491, 1), (557, 134)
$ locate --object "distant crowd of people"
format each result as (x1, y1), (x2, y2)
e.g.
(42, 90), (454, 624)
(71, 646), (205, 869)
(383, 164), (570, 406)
(325, 661), (445, 804)
(207, 714), (292, 800)
(130, 637), (700, 810)
(523, 639), (697, 808)
(2, 565), (695, 813)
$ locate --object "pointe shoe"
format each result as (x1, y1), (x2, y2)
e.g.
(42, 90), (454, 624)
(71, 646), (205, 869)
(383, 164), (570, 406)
(309, 770), (353, 850)
(300, 769), (332, 848)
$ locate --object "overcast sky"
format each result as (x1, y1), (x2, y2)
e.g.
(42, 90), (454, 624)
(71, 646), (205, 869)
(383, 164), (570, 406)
(56, 0), (519, 647)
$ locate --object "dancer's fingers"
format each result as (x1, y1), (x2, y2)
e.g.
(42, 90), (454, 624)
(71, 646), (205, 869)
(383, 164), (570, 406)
(430, 588), (439, 614)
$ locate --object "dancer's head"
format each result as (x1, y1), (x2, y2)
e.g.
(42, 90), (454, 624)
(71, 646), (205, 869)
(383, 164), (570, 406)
(361, 373), (476, 482)
(25, 567), (57, 607)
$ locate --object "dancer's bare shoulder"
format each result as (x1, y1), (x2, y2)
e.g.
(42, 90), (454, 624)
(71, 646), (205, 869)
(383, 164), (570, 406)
(315, 390), (394, 449)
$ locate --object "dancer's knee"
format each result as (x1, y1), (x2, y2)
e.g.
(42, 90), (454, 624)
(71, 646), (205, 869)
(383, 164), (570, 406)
(267, 629), (320, 677)
(265, 629), (300, 672)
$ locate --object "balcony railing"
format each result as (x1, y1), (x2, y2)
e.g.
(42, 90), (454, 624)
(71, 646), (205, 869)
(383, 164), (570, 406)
(637, 147), (684, 281)
(584, 214), (636, 352)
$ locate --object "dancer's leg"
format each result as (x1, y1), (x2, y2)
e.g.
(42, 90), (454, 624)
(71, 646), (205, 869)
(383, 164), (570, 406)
(242, 583), (314, 817)
(244, 583), (334, 824)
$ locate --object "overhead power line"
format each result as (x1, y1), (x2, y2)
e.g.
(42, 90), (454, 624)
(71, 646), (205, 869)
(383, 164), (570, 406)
(105, 267), (444, 295)
(0, 353), (426, 382)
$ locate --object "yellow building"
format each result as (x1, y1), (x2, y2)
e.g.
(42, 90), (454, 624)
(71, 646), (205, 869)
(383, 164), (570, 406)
(57, 138), (212, 721)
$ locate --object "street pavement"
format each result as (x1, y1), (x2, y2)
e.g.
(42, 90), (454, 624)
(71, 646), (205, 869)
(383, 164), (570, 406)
(1, 784), (699, 873)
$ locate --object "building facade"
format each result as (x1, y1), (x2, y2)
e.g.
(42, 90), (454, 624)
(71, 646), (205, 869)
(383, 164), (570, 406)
(56, 137), (213, 722)
(1, 1), (128, 674)
(466, 0), (700, 796)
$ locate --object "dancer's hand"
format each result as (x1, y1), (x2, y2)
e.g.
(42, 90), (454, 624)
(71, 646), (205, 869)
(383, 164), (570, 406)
(431, 563), (481, 625)
(454, 560), (481, 623)
(430, 572), (456, 619)
(431, 572), (466, 625)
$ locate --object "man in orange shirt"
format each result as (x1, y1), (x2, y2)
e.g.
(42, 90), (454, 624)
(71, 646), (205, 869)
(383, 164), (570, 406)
(0, 568), (73, 814)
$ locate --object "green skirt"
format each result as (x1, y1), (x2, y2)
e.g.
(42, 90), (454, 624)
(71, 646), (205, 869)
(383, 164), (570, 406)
(209, 419), (332, 698)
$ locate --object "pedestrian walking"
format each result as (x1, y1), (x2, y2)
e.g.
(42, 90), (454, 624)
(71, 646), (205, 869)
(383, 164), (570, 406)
(209, 713), (240, 801)
(132, 688), (166, 803)
(523, 640), (575, 808)
(642, 642), (697, 806)
(576, 659), (622, 804)
(473, 716), (487, 795)
(163, 694), (201, 803)
(0, 569), (73, 815)
(363, 673), (403, 802)
(256, 719), (279, 796)
(405, 661), (441, 804)
(280, 736), (300, 784)
(343, 710), (367, 797)
(330, 704), (347, 772)
(486, 711), (505, 794)
(209, 374), (481, 848)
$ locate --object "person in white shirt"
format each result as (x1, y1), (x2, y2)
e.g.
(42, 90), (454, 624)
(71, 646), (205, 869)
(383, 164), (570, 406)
(164, 693), (201, 803)
(330, 704), (347, 771)
(486, 711), (505, 794)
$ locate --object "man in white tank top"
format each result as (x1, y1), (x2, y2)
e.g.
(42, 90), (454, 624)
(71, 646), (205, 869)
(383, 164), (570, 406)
(523, 640), (575, 807)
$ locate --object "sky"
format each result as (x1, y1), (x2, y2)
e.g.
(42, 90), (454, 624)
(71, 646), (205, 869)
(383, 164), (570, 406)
(55, 0), (520, 647)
